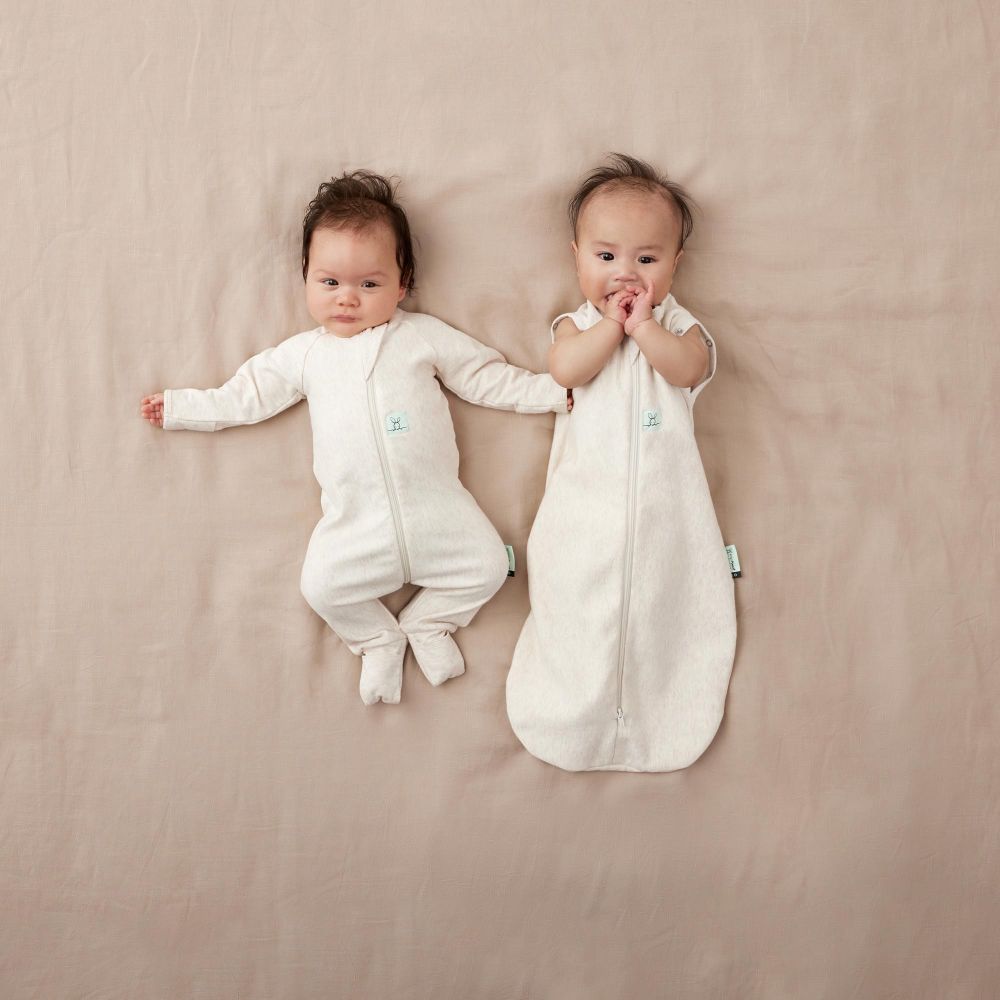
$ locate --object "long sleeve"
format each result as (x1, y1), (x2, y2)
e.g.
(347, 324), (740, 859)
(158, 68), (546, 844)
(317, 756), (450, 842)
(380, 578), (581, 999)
(162, 330), (321, 432)
(413, 315), (568, 414)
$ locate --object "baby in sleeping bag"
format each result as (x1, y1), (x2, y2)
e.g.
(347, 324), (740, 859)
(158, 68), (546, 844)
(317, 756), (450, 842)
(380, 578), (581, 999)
(506, 154), (737, 772)
(140, 170), (568, 705)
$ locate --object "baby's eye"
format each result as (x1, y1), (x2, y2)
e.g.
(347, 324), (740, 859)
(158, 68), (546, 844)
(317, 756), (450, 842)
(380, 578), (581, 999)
(321, 278), (338, 287)
(362, 281), (380, 289)
(597, 252), (614, 262)
(638, 256), (656, 265)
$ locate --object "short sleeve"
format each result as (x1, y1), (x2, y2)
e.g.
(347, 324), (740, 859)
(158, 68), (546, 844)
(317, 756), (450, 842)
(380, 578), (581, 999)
(549, 312), (580, 344)
(681, 322), (717, 408)
(663, 302), (717, 408)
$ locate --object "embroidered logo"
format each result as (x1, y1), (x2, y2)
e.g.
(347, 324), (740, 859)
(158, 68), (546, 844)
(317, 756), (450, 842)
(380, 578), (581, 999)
(385, 411), (410, 435)
(642, 409), (662, 430)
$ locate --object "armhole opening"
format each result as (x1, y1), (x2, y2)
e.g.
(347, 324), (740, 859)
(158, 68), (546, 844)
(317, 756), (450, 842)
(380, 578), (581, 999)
(684, 323), (717, 409)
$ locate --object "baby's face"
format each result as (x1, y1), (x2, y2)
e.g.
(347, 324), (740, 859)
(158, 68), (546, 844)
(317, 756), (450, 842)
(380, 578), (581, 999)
(305, 223), (406, 338)
(572, 188), (684, 313)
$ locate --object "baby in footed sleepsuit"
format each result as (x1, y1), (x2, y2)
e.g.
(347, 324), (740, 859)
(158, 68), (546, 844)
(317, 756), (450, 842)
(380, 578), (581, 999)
(140, 170), (569, 706)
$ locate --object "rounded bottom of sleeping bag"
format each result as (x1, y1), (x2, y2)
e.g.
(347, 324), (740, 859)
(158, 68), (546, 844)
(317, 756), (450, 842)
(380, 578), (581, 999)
(506, 617), (734, 773)
(505, 699), (728, 773)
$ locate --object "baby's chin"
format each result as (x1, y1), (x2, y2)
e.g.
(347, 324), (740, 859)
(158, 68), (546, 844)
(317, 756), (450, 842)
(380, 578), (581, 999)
(322, 313), (397, 337)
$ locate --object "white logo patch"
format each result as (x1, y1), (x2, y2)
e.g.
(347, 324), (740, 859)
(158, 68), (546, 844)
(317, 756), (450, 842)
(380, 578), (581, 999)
(385, 411), (410, 434)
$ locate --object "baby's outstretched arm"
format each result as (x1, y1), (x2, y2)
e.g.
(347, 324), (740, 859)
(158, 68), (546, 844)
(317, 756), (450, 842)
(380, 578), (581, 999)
(142, 331), (320, 432)
(417, 317), (569, 414)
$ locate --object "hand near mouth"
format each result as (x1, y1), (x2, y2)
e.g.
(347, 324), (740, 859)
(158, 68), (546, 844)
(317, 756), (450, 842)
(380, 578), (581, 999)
(623, 280), (655, 335)
(602, 289), (637, 327)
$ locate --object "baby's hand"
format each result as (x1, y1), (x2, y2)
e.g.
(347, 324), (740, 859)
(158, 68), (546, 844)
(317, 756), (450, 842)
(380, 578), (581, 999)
(140, 392), (165, 428)
(623, 281), (655, 335)
(602, 289), (637, 327)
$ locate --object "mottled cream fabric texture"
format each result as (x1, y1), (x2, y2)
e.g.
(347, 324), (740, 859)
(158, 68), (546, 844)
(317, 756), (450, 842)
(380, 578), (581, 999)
(2, 0), (997, 997)
(508, 296), (737, 773)
(163, 309), (567, 705)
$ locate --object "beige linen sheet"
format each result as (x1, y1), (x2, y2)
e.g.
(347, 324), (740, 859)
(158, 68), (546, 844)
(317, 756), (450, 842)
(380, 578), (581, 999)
(2, 0), (997, 997)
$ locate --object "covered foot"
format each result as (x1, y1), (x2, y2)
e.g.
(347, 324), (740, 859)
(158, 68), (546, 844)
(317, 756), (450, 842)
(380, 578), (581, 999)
(359, 640), (407, 705)
(408, 630), (466, 687)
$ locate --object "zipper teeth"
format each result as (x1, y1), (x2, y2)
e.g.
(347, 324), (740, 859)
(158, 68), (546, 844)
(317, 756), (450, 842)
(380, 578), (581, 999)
(614, 360), (640, 722)
(366, 380), (411, 584)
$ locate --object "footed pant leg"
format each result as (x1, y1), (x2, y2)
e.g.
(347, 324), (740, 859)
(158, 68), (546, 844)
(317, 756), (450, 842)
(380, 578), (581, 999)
(311, 598), (408, 706)
(299, 528), (408, 706)
(397, 540), (510, 686)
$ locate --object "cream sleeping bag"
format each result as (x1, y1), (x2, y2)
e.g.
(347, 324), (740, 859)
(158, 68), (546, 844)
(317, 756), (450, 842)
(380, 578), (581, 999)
(506, 294), (737, 772)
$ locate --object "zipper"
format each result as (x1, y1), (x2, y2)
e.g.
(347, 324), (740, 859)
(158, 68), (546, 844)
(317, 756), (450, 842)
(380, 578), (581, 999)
(611, 356), (640, 753)
(366, 378), (411, 584)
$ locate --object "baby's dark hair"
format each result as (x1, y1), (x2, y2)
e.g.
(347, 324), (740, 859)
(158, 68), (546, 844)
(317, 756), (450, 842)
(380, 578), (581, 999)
(568, 153), (696, 251)
(301, 170), (416, 292)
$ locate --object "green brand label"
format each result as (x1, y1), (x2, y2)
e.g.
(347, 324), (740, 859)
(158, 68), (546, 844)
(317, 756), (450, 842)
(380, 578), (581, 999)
(725, 544), (741, 578)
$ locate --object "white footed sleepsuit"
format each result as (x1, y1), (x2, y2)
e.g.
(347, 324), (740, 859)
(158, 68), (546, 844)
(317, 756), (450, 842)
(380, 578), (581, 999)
(163, 308), (568, 705)
(506, 295), (737, 772)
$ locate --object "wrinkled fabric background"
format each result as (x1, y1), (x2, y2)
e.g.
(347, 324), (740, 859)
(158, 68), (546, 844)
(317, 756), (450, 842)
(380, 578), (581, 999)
(2, 0), (998, 997)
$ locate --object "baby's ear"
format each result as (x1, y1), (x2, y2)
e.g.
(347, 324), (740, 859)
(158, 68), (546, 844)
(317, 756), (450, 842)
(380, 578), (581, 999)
(397, 285), (407, 302)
